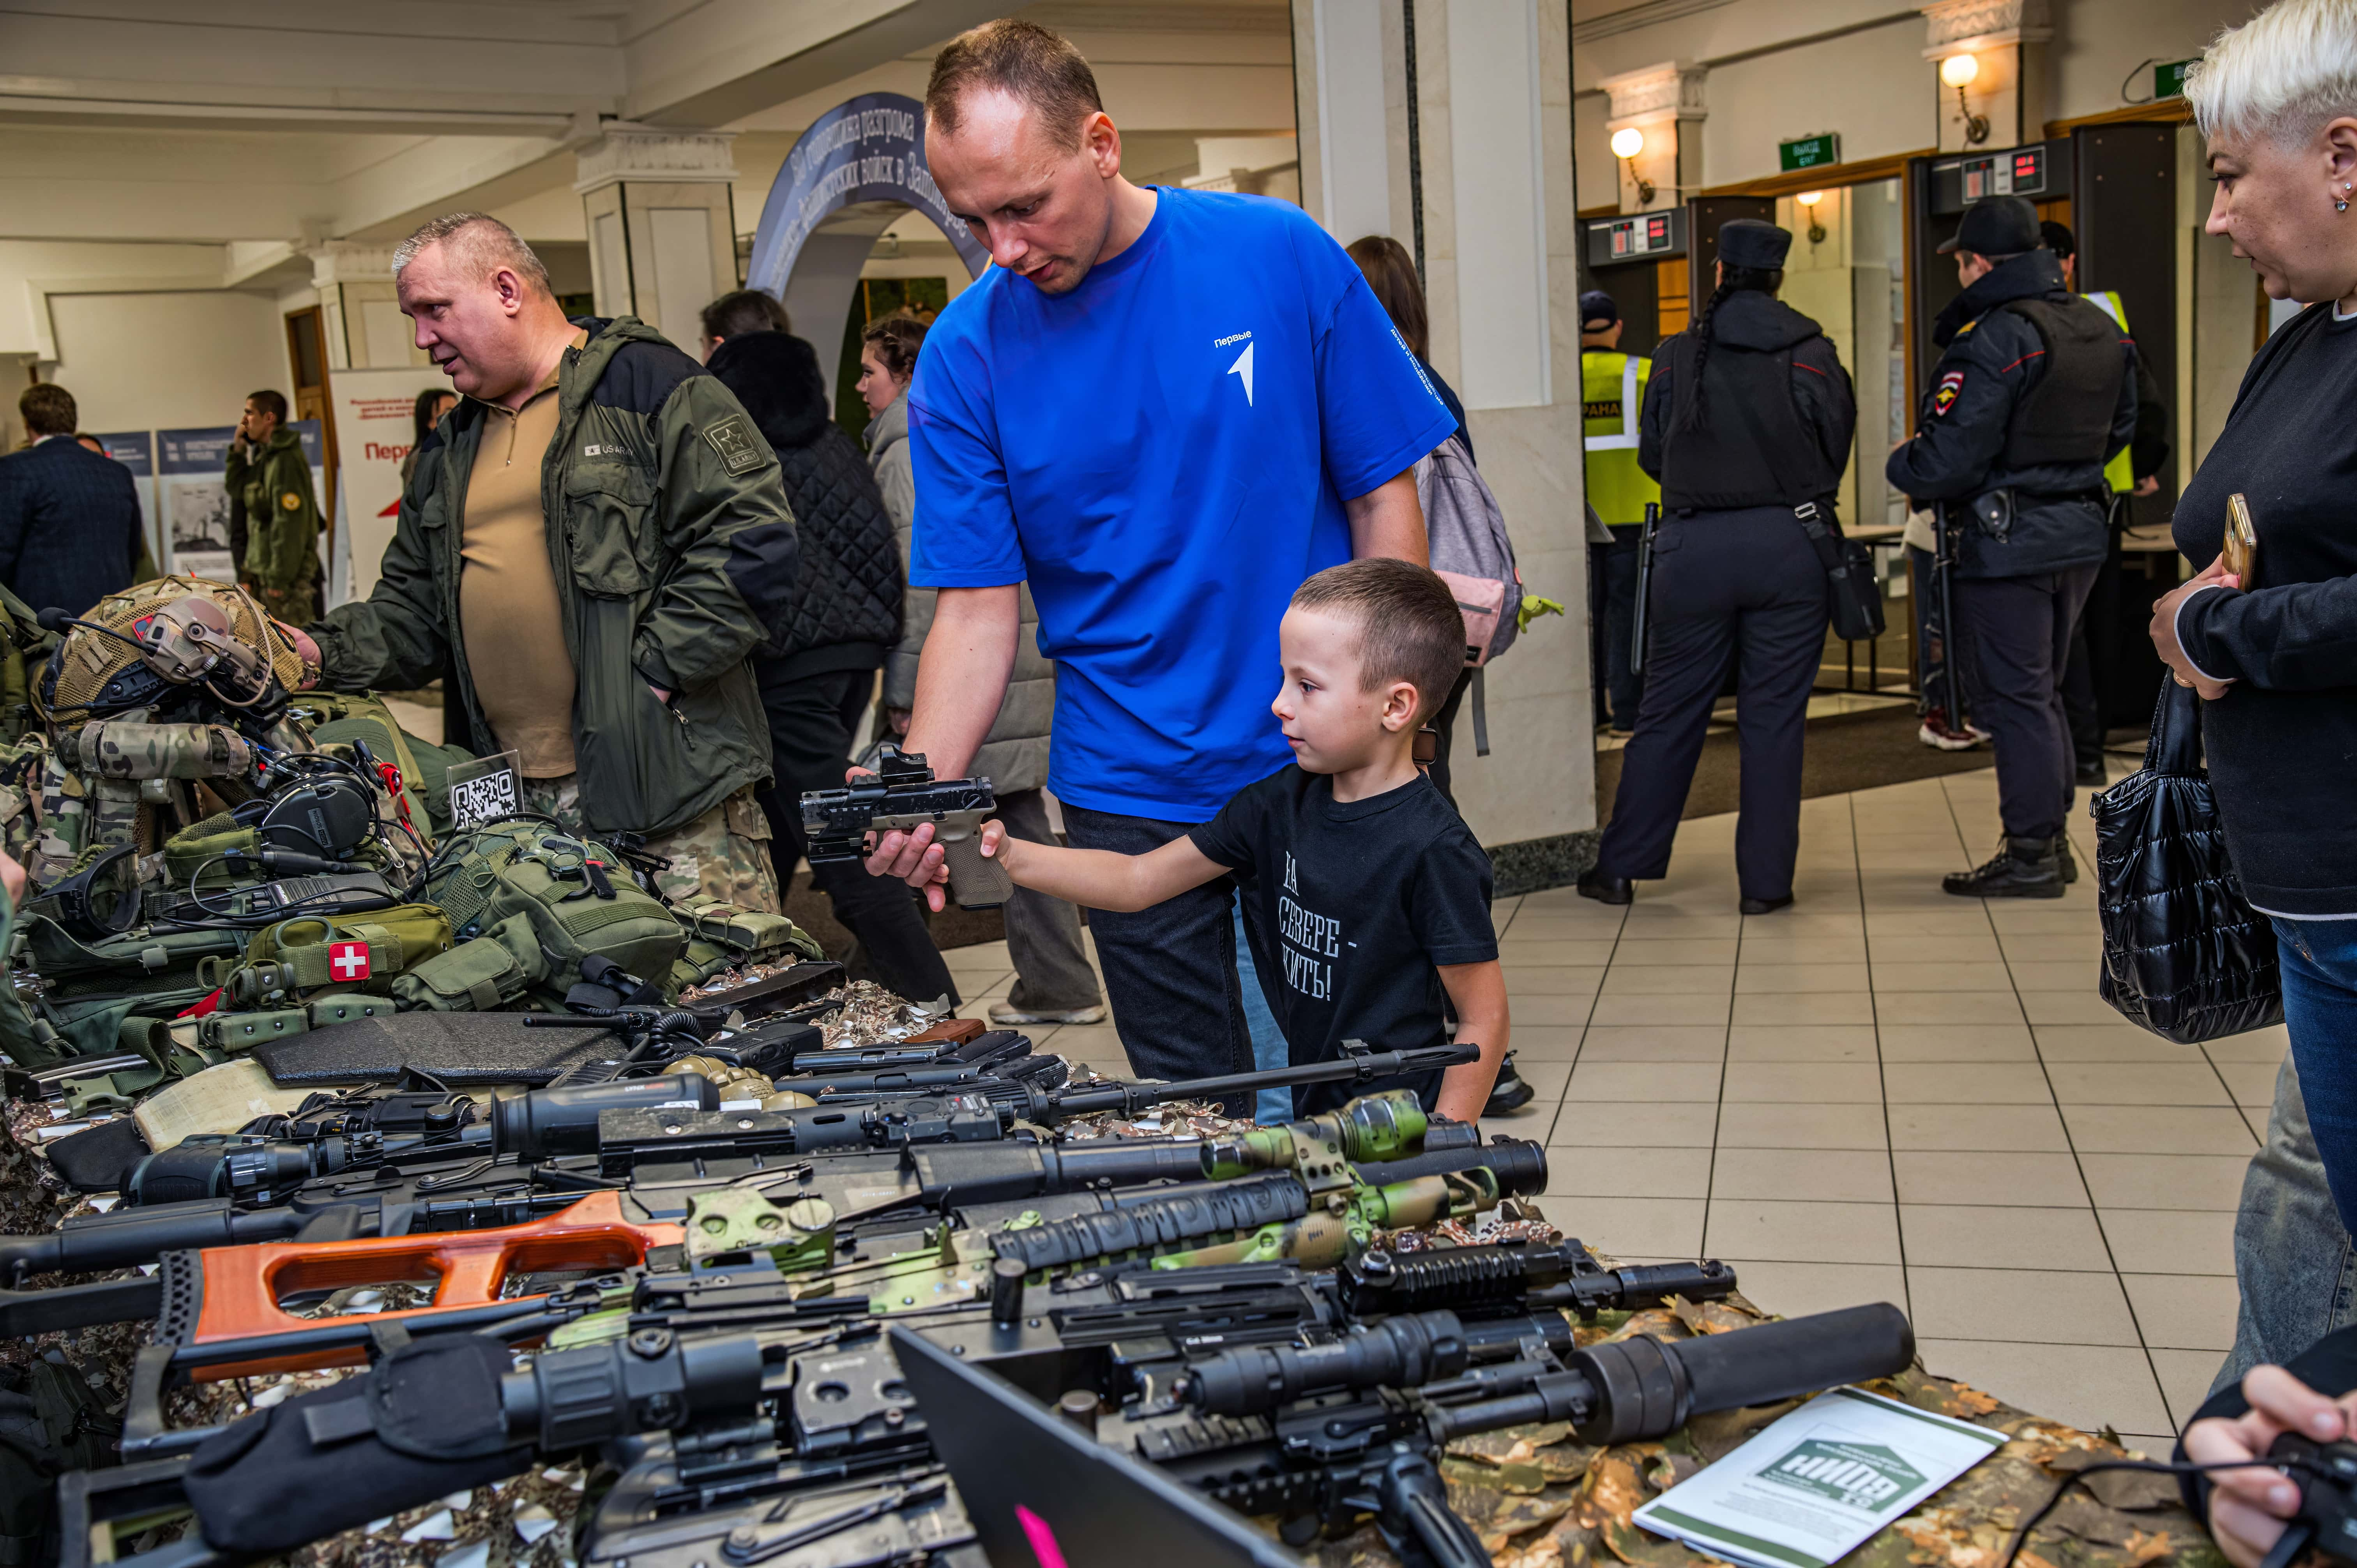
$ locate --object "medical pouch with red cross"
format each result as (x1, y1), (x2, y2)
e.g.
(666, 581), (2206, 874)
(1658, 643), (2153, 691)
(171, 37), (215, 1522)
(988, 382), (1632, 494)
(220, 906), (459, 1003)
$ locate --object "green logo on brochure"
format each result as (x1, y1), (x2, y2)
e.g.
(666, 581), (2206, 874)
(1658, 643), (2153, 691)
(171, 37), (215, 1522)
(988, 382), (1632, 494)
(1759, 1440), (1926, 1513)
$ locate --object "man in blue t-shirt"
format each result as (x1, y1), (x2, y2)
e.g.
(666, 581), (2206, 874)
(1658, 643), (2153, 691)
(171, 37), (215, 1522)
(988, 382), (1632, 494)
(866, 19), (1456, 1097)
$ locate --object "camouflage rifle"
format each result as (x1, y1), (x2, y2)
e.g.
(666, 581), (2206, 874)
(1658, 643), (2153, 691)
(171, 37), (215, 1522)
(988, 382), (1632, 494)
(800, 742), (1011, 909)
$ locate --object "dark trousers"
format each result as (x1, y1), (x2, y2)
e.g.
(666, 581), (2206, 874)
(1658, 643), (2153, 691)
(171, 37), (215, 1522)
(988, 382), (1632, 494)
(1910, 543), (1979, 723)
(1952, 562), (2101, 841)
(756, 663), (958, 1008)
(2062, 622), (2103, 772)
(1595, 507), (1829, 903)
(1060, 803), (1258, 1111)
(1602, 524), (1646, 728)
(991, 788), (1103, 1013)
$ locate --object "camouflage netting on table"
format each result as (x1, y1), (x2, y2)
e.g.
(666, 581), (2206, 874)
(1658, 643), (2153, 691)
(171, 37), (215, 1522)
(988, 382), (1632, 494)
(1308, 1295), (2226, 1568)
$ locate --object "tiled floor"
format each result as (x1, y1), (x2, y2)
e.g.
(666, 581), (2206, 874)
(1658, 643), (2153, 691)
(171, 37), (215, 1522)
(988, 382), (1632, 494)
(948, 762), (2279, 1457)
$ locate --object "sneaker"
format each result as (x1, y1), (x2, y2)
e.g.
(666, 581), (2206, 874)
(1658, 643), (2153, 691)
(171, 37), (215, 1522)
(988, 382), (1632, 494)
(1484, 1051), (1536, 1115)
(1918, 706), (1984, 751)
(988, 1001), (1108, 1026)
(1942, 836), (2066, 899)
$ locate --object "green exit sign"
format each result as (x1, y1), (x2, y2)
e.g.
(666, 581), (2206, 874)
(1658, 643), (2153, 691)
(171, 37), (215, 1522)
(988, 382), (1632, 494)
(2156, 58), (2197, 98)
(1779, 132), (1841, 173)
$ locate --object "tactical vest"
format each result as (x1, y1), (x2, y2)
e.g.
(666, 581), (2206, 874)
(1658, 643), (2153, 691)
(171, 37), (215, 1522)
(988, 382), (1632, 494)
(2082, 290), (2134, 494)
(1657, 322), (1839, 513)
(1581, 350), (1660, 525)
(1996, 295), (2128, 478)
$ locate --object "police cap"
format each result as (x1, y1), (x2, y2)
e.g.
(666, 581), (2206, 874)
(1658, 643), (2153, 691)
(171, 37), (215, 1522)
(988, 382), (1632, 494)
(1938, 195), (2042, 256)
(1716, 220), (1792, 270)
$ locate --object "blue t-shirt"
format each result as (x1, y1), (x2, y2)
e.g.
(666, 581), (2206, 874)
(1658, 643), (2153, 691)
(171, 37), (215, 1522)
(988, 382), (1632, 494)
(908, 187), (1456, 820)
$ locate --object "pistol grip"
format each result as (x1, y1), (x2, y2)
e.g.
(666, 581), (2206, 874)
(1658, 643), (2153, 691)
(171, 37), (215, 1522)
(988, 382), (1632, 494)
(938, 824), (1012, 909)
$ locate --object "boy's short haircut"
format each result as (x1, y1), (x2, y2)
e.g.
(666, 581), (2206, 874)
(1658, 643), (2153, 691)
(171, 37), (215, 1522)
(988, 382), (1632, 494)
(1290, 558), (1468, 724)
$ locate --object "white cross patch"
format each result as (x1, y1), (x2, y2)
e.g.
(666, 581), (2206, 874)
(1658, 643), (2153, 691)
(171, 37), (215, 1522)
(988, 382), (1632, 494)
(330, 942), (371, 982)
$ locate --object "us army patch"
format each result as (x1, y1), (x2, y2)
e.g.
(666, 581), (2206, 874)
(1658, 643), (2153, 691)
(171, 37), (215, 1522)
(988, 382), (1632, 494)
(703, 416), (764, 475)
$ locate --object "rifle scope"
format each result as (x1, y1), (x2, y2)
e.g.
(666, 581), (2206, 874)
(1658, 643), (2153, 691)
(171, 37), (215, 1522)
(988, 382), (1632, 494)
(499, 1329), (765, 1452)
(1187, 1302), (1916, 1446)
(124, 1133), (360, 1207)
(491, 1073), (720, 1157)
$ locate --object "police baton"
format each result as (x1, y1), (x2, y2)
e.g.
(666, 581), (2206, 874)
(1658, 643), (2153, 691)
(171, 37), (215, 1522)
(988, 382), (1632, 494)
(1630, 501), (1660, 677)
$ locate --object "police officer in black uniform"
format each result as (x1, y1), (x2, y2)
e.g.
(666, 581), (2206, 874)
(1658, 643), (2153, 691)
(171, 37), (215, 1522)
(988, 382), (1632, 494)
(1579, 220), (1857, 915)
(1888, 196), (2137, 898)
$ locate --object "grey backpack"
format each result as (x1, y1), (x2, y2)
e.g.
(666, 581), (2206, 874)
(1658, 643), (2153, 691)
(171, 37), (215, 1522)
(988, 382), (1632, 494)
(1416, 434), (1525, 754)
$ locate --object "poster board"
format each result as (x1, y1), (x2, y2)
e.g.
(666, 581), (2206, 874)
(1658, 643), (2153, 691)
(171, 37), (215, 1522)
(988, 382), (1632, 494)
(156, 426), (236, 581)
(325, 367), (447, 606)
(155, 423), (329, 586)
(91, 432), (159, 566)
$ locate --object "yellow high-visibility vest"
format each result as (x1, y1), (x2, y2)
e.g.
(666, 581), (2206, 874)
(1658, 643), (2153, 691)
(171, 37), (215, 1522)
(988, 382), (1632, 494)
(1581, 350), (1659, 526)
(2082, 290), (2134, 495)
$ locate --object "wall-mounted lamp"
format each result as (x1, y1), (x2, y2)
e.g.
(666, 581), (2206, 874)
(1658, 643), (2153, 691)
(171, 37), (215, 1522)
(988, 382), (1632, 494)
(1610, 125), (1656, 205)
(1796, 190), (1827, 245)
(1940, 53), (1990, 145)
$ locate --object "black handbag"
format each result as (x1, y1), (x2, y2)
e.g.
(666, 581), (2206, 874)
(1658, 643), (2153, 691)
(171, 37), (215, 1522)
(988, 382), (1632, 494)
(2092, 680), (2283, 1043)
(1793, 501), (1887, 642)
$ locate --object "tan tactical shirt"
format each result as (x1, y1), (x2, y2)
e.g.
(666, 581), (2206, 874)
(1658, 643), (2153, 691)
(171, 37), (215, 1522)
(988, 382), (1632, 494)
(459, 330), (586, 777)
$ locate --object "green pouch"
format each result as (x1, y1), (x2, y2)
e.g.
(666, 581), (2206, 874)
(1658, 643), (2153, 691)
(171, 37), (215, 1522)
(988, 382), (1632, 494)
(664, 895), (822, 997)
(163, 816), (263, 891)
(212, 905), (456, 1006)
(390, 918), (533, 1012)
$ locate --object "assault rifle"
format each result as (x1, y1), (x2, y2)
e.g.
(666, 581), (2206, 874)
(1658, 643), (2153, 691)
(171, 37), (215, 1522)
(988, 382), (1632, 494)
(64, 1229), (1754, 1568)
(801, 743), (1009, 908)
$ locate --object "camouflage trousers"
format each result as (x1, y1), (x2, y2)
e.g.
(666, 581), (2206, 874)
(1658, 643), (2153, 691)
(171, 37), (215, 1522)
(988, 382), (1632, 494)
(247, 574), (320, 625)
(516, 776), (781, 914)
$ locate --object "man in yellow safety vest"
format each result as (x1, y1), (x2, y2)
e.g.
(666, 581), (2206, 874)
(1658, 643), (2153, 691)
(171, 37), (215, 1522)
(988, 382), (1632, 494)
(1581, 290), (1658, 735)
(2040, 221), (2172, 785)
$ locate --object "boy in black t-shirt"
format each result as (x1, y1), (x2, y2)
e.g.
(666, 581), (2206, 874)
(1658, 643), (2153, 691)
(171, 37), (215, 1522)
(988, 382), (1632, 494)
(892, 558), (1508, 1120)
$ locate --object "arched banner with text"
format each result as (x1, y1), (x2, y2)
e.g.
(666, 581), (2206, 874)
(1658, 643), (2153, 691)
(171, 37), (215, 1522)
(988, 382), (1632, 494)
(744, 92), (989, 297)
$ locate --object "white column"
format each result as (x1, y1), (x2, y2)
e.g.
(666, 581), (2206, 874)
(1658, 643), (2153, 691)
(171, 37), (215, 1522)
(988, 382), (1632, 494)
(574, 125), (742, 356)
(1293, 0), (1596, 882)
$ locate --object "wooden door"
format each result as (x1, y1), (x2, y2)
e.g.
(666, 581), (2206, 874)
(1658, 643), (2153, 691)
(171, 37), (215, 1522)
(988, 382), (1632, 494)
(283, 306), (336, 554)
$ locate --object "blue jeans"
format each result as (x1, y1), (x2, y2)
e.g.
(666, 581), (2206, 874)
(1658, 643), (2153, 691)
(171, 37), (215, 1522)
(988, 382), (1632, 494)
(2214, 1052), (2357, 1395)
(1234, 907), (1292, 1123)
(2274, 915), (2357, 1233)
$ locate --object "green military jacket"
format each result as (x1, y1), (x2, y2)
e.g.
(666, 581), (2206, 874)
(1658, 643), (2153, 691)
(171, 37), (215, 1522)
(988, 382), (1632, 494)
(309, 316), (797, 838)
(223, 426), (322, 592)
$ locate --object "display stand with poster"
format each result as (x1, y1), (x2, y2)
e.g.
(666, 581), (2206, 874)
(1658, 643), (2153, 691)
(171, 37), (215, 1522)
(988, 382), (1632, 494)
(91, 432), (159, 566)
(154, 422), (328, 586)
(323, 366), (448, 607)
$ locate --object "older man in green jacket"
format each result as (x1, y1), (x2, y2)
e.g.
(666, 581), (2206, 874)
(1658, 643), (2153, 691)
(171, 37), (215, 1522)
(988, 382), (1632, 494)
(291, 213), (800, 911)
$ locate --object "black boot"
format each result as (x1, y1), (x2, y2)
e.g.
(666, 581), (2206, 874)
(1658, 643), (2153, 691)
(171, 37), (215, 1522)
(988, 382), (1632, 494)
(1484, 1051), (1536, 1116)
(2052, 833), (2078, 885)
(1578, 868), (1633, 906)
(1942, 836), (2066, 899)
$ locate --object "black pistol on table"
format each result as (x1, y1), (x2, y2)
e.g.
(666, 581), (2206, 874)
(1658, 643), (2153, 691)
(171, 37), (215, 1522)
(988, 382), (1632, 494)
(801, 742), (1011, 909)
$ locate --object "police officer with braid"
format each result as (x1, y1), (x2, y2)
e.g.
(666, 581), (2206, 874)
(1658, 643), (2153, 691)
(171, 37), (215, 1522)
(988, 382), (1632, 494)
(1580, 220), (1856, 915)
(1888, 196), (2137, 899)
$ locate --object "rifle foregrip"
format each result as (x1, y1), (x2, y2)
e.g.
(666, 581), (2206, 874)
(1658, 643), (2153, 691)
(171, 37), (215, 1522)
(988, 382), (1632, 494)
(940, 828), (1012, 909)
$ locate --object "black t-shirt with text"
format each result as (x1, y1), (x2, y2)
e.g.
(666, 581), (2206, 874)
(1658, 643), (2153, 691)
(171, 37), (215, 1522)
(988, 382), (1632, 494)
(1189, 766), (1497, 1115)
